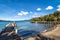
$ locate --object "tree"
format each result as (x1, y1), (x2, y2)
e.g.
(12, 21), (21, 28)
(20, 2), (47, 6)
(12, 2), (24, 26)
(57, 17), (60, 21)
(30, 11), (60, 22)
(54, 11), (60, 17)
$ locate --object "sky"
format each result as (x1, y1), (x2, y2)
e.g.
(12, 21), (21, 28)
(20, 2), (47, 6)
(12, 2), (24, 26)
(0, 0), (60, 21)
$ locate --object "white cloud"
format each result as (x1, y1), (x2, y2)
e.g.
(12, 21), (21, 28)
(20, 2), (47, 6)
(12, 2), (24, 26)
(57, 5), (60, 11)
(58, 5), (60, 8)
(18, 13), (23, 16)
(36, 8), (41, 11)
(57, 8), (60, 11)
(17, 11), (28, 16)
(21, 11), (28, 15)
(32, 15), (40, 18)
(32, 13), (40, 18)
(46, 6), (53, 10)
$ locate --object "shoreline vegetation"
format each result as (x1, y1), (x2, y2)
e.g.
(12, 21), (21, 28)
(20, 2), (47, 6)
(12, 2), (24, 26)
(30, 11), (60, 23)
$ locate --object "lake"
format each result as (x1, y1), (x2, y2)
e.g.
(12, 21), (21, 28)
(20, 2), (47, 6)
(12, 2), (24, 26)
(0, 21), (50, 38)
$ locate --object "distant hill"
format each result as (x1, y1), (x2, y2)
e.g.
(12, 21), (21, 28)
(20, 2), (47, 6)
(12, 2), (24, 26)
(30, 11), (60, 22)
(0, 20), (6, 21)
(0, 20), (13, 22)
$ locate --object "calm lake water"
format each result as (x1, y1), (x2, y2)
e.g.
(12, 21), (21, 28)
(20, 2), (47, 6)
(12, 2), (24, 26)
(0, 21), (48, 32)
(0, 21), (49, 38)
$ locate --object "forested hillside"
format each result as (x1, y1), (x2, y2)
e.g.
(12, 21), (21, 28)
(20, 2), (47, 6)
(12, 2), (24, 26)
(30, 11), (60, 22)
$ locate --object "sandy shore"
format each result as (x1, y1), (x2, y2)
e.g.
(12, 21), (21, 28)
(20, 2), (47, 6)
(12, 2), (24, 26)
(41, 24), (60, 39)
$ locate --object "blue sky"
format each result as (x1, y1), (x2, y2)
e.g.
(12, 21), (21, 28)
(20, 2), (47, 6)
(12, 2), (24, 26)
(0, 0), (60, 21)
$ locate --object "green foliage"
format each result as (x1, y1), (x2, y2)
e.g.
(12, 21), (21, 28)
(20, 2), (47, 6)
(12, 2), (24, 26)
(30, 11), (60, 22)
(57, 17), (60, 21)
(53, 11), (60, 17)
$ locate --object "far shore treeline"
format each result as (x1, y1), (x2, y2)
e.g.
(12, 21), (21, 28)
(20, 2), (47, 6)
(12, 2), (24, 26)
(30, 11), (60, 23)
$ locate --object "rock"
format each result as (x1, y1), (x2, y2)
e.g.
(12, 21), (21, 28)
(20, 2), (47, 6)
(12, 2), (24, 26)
(24, 33), (55, 40)
(0, 23), (21, 40)
(24, 36), (41, 40)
